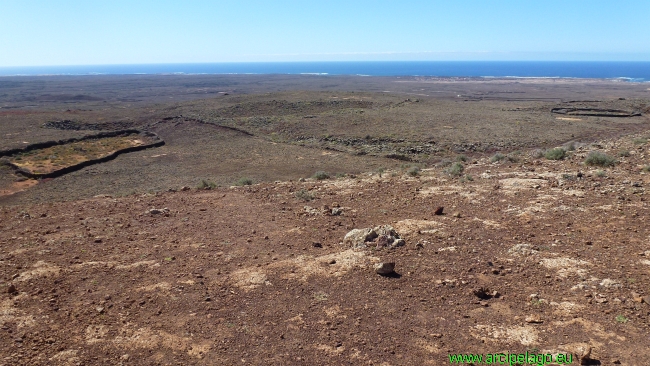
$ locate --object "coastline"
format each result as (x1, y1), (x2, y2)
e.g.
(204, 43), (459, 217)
(1, 61), (649, 82)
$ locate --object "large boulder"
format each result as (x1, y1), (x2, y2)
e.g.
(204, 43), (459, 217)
(343, 225), (404, 249)
(343, 228), (378, 248)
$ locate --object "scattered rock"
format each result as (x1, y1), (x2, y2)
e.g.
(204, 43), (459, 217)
(331, 207), (343, 216)
(374, 262), (395, 275)
(7, 283), (18, 295)
(148, 208), (169, 215)
(180, 186), (190, 191)
(507, 243), (538, 256)
(434, 207), (444, 215)
(452, 212), (461, 218)
(525, 315), (543, 324)
(472, 287), (495, 300)
(96, 306), (105, 314)
(312, 242), (323, 248)
(344, 226), (402, 248)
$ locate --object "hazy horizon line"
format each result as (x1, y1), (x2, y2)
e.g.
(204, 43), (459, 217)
(2, 60), (650, 68)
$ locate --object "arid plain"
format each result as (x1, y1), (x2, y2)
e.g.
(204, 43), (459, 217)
(1, 75), (650, 365)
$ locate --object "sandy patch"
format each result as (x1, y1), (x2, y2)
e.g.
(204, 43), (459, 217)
(539, 257), (590, 277)
(0, 296), (37, 329)
(49, 350), (80, 365)
(0, 179), (39, 197)
(85, 324), (110, 344)
(138, 282), (173, 292)
(15, 261), (61, 282)
(472, 324), (538, 346)
(393, 219), (444, 235)
(112, 327), (211, 358)
(550, 301), (585, 316)
(556, 117), (583, 121)
(419, 185), (485, 200)
(115, 260), (159, 270)
(229, 270), (269, 290)
(498, 178), (546, 192)
(552, 318), (625, 342)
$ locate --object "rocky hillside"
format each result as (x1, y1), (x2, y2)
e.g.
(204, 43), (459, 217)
(2, 129), (650, 365)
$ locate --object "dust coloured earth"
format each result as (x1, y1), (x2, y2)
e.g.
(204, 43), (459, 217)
(1, 75), (650, 365)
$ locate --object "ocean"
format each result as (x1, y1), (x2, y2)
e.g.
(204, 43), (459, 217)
(0, 61), (649, 81)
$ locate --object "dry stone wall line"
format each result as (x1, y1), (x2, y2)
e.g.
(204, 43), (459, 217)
(0, 129), (164, 179)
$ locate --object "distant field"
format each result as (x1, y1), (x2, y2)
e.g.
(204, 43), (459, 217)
(0, 75), (648, 204)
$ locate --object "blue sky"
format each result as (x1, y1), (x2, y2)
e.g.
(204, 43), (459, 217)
(1, 0), (649, 66)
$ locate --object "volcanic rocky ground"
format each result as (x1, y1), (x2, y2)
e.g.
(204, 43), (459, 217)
(3, 129), (650, 365)
(2, 76), (650, 365)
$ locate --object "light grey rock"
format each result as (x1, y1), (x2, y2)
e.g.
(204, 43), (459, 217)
(343, 228), (378, 248)
(374, 262), (395, 275)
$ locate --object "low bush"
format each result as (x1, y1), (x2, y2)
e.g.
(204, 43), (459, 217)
(197, 179), (216, 190)
(407, 166), (420, 177)
(235, 177), (253, 186)
(585, 151), (617, 167)
(312, 171), (330, 180)
(295, 189), (315, 201)
(544, 148), (566, 160)
(446, 162), (464, 177)
(490, 153), (506, 163)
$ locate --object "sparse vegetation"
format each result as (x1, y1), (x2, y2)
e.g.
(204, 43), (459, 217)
(530, 149), (545, 159)
(585, 151), (617, 167)
(456, 155), (467, 162)
(642, 166), (650, 173)
(490, 153), (506, 163)
(633, 137), (647, 145)
(436, 159), (453, 168)
(377, 167), (385, 177)
(235, 177), (253, 186)
(616, 315), (629, 323)
(295, 189), (315, 201)
(312, 171), (330, 180)
(460, 174), (474, 182)
(618, 150), (631, 157)
(544, 148), (566, 160)
(446, 162), (464, 177)
(407, 166), (420, 177)
(564, 141), (576, 151)
(197, 179), (217, 190)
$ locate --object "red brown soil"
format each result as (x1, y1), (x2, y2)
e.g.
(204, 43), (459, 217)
(2, 130), (650, 365)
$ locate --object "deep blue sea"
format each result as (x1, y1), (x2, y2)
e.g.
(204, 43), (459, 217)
(0, 61), (649, 81)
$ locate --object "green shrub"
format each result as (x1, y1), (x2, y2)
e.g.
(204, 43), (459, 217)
(456, 155), (467, 162)
(295, 189), (315, 201)
(436, 159), (453, 168)
(642, 166), (650, 173)
(446, 162), (464, 177)
(633, 138), (647, 145)
(564, 142), (576, 151)
(544, 148), (566, 160)
(491, 153), (506, 163)
(235, 177), (253, 186)
(585, 151), (617, 167)
(617, 150), (630, 157)
(197, 179), (216, 190)
(312, 171), (330, 180)
(530, 149), (545, 159)
(595, 170), (607, 177)
(460, 174), (474, 183)
(407, 166), (420, 177)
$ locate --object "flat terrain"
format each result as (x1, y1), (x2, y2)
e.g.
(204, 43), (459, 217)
(1, 75), (650, 365)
